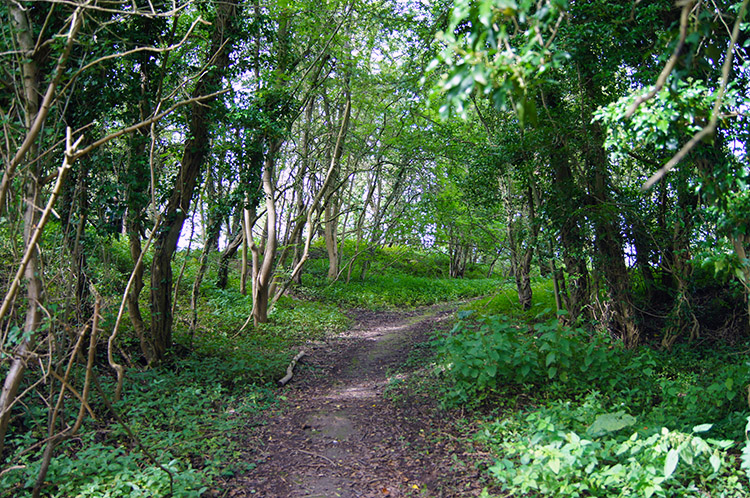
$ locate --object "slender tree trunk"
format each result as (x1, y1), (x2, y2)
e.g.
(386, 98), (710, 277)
(0, 1), (45, 458)
(60, 160), (90, 323)
(515, 250), (533, 310)
(252, 145), (280, 325)
(325, 200), (341, 280)
(589, 123), (639, 347)
(125, 86), (152, 358)
(504, 181), (538, 310)
(190, 215), (222, 335)
(732, 234), (750, 327)
(0, 169), (43, 459)
(550, 139), (589, 321)
(217, 229), (243, 289)
(324, 89), (351, 280)
(240, 209), (249, 295)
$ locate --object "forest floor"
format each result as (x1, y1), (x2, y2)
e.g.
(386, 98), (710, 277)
(216, 303), (498, 497)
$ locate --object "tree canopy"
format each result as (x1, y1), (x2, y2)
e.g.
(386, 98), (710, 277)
(1, 0), (749, 495)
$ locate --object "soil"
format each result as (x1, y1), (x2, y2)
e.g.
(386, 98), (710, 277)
(217, 303), (498, 498)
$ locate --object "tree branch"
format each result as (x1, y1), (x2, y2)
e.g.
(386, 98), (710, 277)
(643, 0), (748, 190)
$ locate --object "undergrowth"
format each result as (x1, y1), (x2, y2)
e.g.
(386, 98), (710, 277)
(476, 394), (747, 498)
(1, 358), (276, 498)
(297, 241), (503, 309)
(304, 273), (500, 308)
(433, 310), (750, 497)
(1, 251), (350, 497)
(460, 277), (558, 322)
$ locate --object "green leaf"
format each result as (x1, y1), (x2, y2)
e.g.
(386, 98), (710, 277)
(586, 411), (637, 437)
(692, 424), (713, 433)
(548, 366), (557, 379)
(710, 452), (721, 473)
(664, 448), (679, 478)
(548, 458), (561, 474)
(546, 351), (556, 366)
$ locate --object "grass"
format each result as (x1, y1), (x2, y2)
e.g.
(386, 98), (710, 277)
(459, 277), (558, 322)
(304, 273), (502, 308)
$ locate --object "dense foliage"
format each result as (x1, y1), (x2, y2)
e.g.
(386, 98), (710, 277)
(1, 0), (749, 495)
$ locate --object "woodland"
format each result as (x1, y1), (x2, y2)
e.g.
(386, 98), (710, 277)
(1, 0), (750, 496)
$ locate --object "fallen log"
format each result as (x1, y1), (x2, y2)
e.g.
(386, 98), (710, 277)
(278, 350), (306, 386)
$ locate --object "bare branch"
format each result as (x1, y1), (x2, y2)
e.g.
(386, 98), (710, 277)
(48, 0), (191, 18)
(71, 88), (229, 160)
(57, 16), (209, 99)
(643, 0), (748, 189)
(0, 2), (86, 212)
(0, 128), (81, 328)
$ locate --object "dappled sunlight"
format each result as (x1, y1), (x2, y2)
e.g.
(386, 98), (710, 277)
(324, 379), (384, 401)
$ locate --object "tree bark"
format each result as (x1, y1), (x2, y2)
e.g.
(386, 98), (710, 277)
(0, 0), (46, 458)
(588, 121), (640, 347)
(504, 181), (538, 310)
(125, 87), (152, 359)
(149, 0), (238, 362)
(216, 229), (243, 289)
(190, 213), (222, 335)
(251, 145), (280, 325)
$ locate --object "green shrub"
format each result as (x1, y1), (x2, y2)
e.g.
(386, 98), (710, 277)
(478, 395), (744, 498)
(437, 314), (615, 405)
(438, 312), (750, 437)
(1, 442), (206, 498)
(0, 359), (275, 498)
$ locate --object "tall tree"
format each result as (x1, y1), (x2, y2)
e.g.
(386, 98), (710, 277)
(149, 0), (240, 362)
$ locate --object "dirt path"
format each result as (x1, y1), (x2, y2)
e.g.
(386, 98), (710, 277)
(221, 303), (493, 497)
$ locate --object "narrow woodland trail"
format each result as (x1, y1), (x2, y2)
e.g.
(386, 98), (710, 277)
(220, 304), (494, 498)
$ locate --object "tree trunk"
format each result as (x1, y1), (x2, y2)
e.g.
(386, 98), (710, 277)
(240, 209), (250, 295)
(515, 250), (533, 310)
(190, 214), (222, 335)
(504, 181), (538, 310)
(216, 229), (243, 289)
(325, 200), (341, 280)
(125, 110), (152, 359)
(0, 170), (43, 459)
(252, 145), (280, 325)
(60, 160), (91, 324)
(549, 136), (589, 321)
(588, 122), (640, 347)
(0, 0), (46, 458)
(149, 0), (238, 362)
(324, 88), (351, 281)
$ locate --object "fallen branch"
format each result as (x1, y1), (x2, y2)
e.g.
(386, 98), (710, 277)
(296, 448), (337, 467)
(278, 350), (306, 386)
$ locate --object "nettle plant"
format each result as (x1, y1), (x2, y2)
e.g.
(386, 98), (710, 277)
(437, 313), (613, 405)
